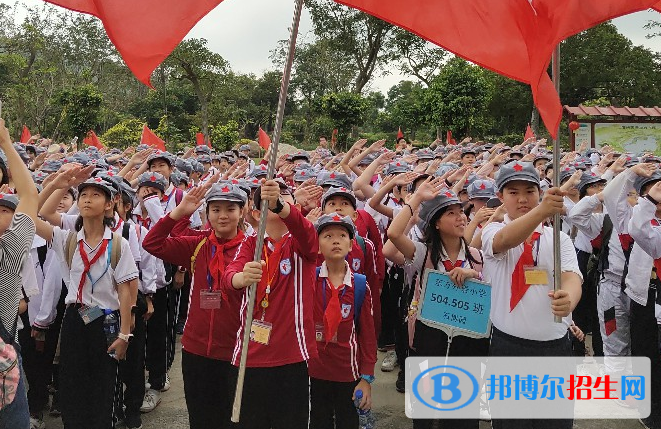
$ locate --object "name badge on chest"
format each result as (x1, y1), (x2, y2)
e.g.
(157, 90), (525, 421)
(250, 320), (272, 345)
(78, 305), (104, 325)
(523, 265), (550, 285)
(199, 290), (222, 310)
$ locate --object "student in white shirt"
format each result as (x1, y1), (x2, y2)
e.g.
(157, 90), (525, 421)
(481, 161), (582, 429)
(35, 177), (138, 429)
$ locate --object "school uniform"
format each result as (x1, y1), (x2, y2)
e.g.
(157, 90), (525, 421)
(626, 195), (661, 414)
(50, 225), (138, 429)
(143, 208), (246, 429)
(482, 215), (581, 429)
(223, 203), (319, 429)
(308, 261), (376, 429)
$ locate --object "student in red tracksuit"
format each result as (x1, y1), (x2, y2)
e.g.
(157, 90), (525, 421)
(225, 179), (319, 429)
(309, 213), (377, 429)
(142, 181), (246, 429)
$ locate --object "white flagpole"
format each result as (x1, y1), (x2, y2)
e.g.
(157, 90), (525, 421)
(231, 0), (305, 422)
(552, 44), (562, 323)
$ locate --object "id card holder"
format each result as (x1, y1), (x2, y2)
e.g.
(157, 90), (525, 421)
(78, 305), (103, 325)
(200, 290), (222, 310)
(524, 265), (550, 285)
(315, 323), (324, 342)
(250, 320), (272, 345)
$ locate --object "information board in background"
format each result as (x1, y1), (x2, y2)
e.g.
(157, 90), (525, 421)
(574, 122), (591, 149)
(417, 269), (491, 339)
(594, 122), (661, 154)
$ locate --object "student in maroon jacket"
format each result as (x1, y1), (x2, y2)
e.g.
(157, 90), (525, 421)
(143, 181), (247, 429)
(225, 179), (319, 429)
(309, 213), (377, 429)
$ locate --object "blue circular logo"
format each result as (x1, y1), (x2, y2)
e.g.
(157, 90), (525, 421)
(412, 365), (479, 411)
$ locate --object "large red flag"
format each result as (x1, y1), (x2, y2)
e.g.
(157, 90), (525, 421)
(20, 125), (31, 144)
(335, 0), (659, 138)
(524, 124), (535, 141)
(44, 0), (224, 86)
(258, 127), (271, 150)
(84, 130), (104, 149)
(396, 127), (404, 139)
(141, 125), (166, 151)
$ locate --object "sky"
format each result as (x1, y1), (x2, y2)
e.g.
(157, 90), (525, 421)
(2, 0), (661, 93)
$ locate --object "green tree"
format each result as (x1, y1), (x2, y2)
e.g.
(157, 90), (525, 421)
(386, 81), (429, 139)
(54, 84), (103, 142)
(386, 29), (447, 86)
(424, 58), (489, 138)
(321, 92), (368, 149)
(100, 118), (143, 149)
(210, 120), (240, 151)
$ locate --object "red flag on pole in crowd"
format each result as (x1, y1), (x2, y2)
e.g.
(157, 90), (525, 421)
(141, 125), (166, 151)
(331, 129), (338, 149)
(258, 127), (271, 150)
(196, 132), (211, 148)
(446, 130), (456, 145)
(44, 0), (225, 87)
(334, 0), (659, 138)
(524, 124), (535, 141)
(84, 130), (103, 149)
(396, 127), (404, 139)
(20, 125), (31, 144)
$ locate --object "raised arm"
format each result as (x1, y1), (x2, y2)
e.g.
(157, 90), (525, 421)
(0, 118), (38, 219)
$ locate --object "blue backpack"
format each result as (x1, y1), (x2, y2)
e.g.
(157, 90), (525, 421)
(315, 267), (367, 329)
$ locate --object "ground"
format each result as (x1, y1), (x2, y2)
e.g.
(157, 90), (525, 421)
(43, 345), (645, 429)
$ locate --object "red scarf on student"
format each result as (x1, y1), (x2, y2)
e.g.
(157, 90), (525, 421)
(324, 277), (343, 344)
(510, 232), (541, 311)
(207, 230), (245, 291)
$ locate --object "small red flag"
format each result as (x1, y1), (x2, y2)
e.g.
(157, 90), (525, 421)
(446, 130), (456, 145)
(44, 0), (225, 87)
(397, 127), (404, 139)
(84, 130), (103, 149)
(196, 132), (211, 148)
(524, 124), (535, 141)
(141, 125), (166, 151)
(20, 125), (31, 144)
(258, 127), (271, 150)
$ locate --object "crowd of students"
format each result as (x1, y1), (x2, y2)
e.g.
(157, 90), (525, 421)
(0, 120), (660, 429)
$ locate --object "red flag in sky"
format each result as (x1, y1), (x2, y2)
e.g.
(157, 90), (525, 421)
(396, 127), (404, 139)
(334, 0), (659, 138)
(258, 127), (271, 150)
(524, 124), (535, 141)
(141, 125), (166, 151)
(84, 130), (103, 149)
(44, 0), (224, 86)
(20, 125), (31, 144)
(446, 130), (456, 145)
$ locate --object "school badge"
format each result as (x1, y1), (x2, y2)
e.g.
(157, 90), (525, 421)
(280, 258), (292, 275)
(352, 258), (361, 271)
(341, 303), (352, 319)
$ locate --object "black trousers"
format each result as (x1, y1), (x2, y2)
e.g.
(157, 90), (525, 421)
(234, 362), (310, 429)
(379, 265), (403, 347)
(178, 271), (192, 324)
(630, 286), (661, 413)
(119, 302), (147, 419)
(489, 327), (573, 429)
(575, 249), (603, 357)
(18, 286), (66, 416)
(59, 306), (118, 429)
(181, 350), (236, 429)
(146, 284), (179, 388)
(411, 321), (489, 429)
(310, 378), (359, 429)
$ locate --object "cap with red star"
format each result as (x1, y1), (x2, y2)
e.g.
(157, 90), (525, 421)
(513, 163), (523, 172)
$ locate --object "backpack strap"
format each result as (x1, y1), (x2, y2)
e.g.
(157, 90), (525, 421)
(65, 230), (77, 270)
(37, 244), (48, 273)
(175, 188), (184, 206)
(122, 222), (131, 241)
(596, 214), (614, 278)
(190, 237), (208, 279)
(353, 273), (367, 329)
(355, 235), (367, 259)
(110, 232), (122, 271)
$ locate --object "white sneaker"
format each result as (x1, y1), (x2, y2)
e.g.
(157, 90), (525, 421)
(140, 389), (162, 413)
(160, 373), (171, 392)
(380, 350), (398, 372)
(30, 417), (46, 429)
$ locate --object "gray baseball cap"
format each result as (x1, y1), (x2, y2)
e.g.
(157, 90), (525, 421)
(417, 190), (461, 231)
(239, 144), (251, 152)
(195, 145), (211, 155)
(577, 171), (606, 195)
(494, 161), (540, 191)
(147, 151), (175, 167)
(0, 193), (19, 211)
(321, 186), (357, 210)
(206, 182), (248, 205)
(78, 177), (117, 198)
(467, 179), (497, 200)
(315, 213), (356, 240)
(317, 171), (352, 189)
(559, 166), (577, 184)
(634, 170), (661, 195)
(385, 161), (410, 176)
(136, 172), (168, 193)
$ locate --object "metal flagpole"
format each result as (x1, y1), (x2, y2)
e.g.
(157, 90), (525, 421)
(231, 0), (305, 422)
(552, 44), (562, 324)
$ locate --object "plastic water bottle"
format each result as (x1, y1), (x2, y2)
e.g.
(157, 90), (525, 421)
(103, 311), (119, 358)
(354, 389), (375, 429)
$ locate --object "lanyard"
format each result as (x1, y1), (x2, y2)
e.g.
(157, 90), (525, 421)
(257, 237), (288, 318)
(76, 238), (111, 304)
(207, 246), (216, 292)
(532, 235), (541, 266)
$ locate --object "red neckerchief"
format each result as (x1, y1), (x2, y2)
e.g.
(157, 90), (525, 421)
(441, 259), (463, 272)
(207, 230), (245, 292)
(510, 232), (541, 311)
(76, 238), (109, 303)
(323, 277), (343, 344)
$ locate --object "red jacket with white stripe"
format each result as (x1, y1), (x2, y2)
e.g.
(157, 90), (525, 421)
(223, 204), (319, 367)
(307, 262), (377, 382)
